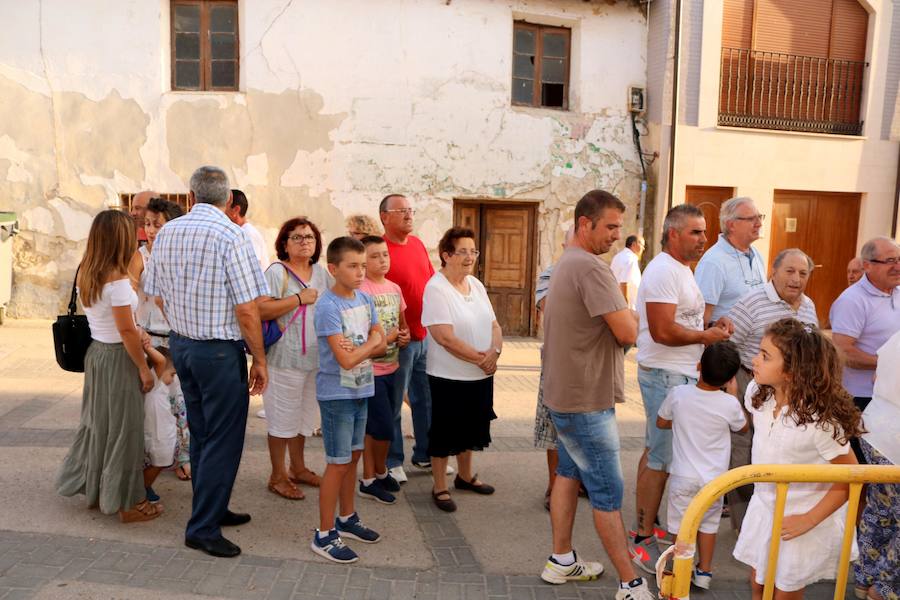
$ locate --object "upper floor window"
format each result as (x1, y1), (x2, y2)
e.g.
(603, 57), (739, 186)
(512, 22), (571, 110)
(719, 0), (869, 135)
(171, 0), (239, 91)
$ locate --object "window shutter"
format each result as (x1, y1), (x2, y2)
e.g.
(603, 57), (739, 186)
(829, 0), (868, 61)
(722, 0), (753, 49)
(754, 0), (831, 57)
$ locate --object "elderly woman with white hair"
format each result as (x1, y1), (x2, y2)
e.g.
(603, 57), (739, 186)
(695, 196), (768, 325)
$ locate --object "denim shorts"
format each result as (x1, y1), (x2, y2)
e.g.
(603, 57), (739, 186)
(638, 366), (697, 471)
(319, 398), (368, 464)
(549, 408), (624, 512)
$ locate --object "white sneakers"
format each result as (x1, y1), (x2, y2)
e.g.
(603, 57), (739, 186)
(614, 578), (655, 600)
(388, 466), (408, 483)
(540, 552), (604, 585)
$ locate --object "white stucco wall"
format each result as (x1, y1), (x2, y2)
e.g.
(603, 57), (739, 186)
(0, 0), (647, 318)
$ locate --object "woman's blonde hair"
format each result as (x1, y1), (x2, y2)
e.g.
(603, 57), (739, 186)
(345, 214), (382, 237)
(77, 210), (136, 307)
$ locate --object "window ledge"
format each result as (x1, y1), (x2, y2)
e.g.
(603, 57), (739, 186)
(714, 124), (867, 141)
(511, 103), (571, 115)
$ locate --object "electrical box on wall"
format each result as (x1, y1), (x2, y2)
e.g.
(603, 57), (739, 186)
(628, 86), (646, 114)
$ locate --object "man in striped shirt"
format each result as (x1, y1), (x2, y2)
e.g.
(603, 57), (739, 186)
(145, 166), (269, 558)
(725, 247), (817, 529)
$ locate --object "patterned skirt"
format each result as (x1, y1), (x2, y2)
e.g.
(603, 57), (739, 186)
(853, 439), (900, 600)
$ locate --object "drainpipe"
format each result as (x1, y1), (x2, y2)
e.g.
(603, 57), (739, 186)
(893, 146), (900, 238)
(666, 0), (684, 209)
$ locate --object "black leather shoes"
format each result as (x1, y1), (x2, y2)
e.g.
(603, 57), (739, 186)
(185, 536), (241, 558)
(454, 473), (495, 495)
(220, 510), (251, 527)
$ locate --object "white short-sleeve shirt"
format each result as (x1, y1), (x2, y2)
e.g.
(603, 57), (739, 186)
(79, 278), (139, 343)
(745, 381), (850, 512)
(636, 252), (706, 377)
(610, 247), (641, 310)
(421, 273), (496, 381)
(658, 384), (747, 482)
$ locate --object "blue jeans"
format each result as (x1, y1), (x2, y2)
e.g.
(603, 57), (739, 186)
(387, 340), (432, 467)
(319, 398), (368, 465)
(169, 333), (248, 542)
(549, 408), (624, 512)
(637, 365), (697, 471)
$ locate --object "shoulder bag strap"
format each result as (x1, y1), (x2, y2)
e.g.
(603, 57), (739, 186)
(68, 266), (80, 316)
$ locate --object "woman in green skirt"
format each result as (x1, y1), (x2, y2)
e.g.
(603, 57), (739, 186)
(56, 210), (161, 523)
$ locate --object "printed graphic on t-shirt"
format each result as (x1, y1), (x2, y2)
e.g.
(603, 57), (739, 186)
(676, 286), (706, 332)
(370, 292), (400, 365)
(339, 303), (373, 389)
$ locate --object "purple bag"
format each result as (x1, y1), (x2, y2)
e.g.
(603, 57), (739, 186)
(244, 263), (308, 354)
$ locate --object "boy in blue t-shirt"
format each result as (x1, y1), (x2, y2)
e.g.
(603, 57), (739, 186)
(311, 237), (387, 564)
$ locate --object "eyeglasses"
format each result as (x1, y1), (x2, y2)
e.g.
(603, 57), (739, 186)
(384, 208), (415, 216)
(452, 250), (480, 257)
(734, 214), (766, 223)
(868, 257), (900, 265)
(288, 234), (316, 243)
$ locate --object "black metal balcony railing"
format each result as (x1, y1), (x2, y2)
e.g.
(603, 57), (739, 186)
(719, 47), (867, 135)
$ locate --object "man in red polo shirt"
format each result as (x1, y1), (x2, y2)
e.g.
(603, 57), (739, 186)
(380, 193), (451, 483)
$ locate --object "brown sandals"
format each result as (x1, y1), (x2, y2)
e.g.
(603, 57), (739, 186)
(119, 500), (163, 523)
(289, 468), (322, 487)
(268, 479), (305, 500)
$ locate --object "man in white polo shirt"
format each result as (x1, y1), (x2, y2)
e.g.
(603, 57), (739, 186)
(610, 235), (644, 310)
(631, 204), (732, 574)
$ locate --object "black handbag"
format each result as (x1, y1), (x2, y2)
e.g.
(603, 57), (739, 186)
(52, 268), (92, 372)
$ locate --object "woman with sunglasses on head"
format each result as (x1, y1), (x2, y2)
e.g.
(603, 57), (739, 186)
(421, 227), (503, 513)
(257, 217), (334, 500)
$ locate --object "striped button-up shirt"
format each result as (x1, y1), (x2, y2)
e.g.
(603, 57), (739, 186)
(728, 281), (818, 369)
(144, 203), (268, 341)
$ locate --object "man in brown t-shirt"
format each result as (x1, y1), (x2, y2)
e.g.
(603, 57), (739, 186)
(539, 191), (650, 600)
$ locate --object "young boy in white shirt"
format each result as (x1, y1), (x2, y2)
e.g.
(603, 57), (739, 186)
(656, 341), (748, 590)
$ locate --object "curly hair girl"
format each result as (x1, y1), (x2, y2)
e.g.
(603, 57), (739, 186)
(751, 317), (865, 443)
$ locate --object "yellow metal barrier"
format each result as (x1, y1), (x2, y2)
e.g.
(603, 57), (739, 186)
(658, 464), (900, 600)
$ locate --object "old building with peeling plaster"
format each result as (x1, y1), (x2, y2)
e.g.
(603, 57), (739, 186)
(0, 0), (649, 335)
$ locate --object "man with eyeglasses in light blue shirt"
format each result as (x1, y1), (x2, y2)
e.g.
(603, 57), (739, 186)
(695, 197), (768, 325)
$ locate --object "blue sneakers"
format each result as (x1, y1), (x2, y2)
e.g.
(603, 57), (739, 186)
(310, 529), (358, 564)
(358, 480), (396, 505)
(376, 472), (401, 492)
(145, 487), (160, 504)
(335, 513), (381, 543)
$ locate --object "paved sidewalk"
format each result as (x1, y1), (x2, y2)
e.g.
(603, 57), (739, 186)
(0, 320), (851, 600)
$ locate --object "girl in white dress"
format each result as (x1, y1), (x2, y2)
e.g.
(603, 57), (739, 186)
(733, 318), (864, 599)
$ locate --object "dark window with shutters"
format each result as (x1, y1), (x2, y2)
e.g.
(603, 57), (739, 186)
(171, 0), (239, 91)
(512, 22), (570, 110)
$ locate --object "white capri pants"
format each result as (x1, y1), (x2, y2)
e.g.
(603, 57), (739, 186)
(144, 381), (177, 467)
(667, 475), (723, 535)
(263, 365), (319, 438)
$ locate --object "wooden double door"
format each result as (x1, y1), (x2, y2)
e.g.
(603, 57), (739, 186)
(769, 190), (861, 326)
(453, 201), (537, 337)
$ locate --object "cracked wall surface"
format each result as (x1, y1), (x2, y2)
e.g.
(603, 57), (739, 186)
(0, 0), (647, 318)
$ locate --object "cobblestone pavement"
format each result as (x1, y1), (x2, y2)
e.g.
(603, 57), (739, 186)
(0, 322), (852, 599)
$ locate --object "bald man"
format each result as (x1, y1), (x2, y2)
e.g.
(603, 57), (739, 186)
(130, 190), (157, 246)
(847, 256), (863, 286)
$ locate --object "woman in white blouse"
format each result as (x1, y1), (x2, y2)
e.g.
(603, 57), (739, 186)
(421, 227), (502, 513)
(56, 210), (162, 523)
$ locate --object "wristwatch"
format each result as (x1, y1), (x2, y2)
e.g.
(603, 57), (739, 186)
(494, 347), (501, 355)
